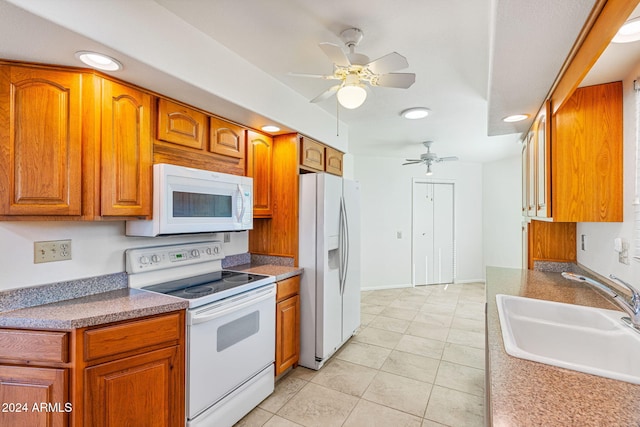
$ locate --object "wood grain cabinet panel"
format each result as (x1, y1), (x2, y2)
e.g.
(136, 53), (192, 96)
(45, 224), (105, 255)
(528, 220), (577, 269)
(0, 65), (82, 216)
(0, 329), (68, 363)
(100, 79), (152, 217)
(84, 346), (182, 427)
(325, 147), (343, 176)
(552, 82), (623, 222)
(299, 136), (325, 172)
(275, 275), (300, 376)
(157, 98), (206, 149)
(0, 365), (68, 427)
(83, 313), (181, 362)
(246, 130), (273, 218)
(210, 116), (245, 159)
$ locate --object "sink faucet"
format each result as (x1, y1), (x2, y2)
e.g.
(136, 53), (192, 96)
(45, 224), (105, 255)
(561, 272), (640, 330)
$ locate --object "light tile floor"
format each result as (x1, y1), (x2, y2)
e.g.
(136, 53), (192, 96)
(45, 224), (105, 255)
(235, 283), (486, 427)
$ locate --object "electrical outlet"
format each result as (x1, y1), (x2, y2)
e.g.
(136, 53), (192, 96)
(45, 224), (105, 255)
(34, 240), (72, 264)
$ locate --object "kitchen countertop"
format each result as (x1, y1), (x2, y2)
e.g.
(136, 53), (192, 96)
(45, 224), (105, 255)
(0, 288), (188, 330)
(486, 267), (640, 426)
(231, 263), (303, 282)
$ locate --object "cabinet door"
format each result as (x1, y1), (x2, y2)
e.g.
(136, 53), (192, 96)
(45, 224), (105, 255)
(521, 142), (527, 215)
(275, 294), (300, 375)
(526, 132), (536, 217)
(535, 102), (550, 218)
(210, 116), (245, 159)
(0, 365), (68, 427)
(299, 136), (324, 171)
(246, 130), (273, 217)
(325, 147), (343, 176)
(84, 346), (183, 427)
(100, 79), (152, 217)
(0, 66), (82, 216)
(157, 98), (207, 149)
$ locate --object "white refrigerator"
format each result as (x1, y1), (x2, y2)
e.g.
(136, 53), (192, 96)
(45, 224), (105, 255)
(299, 173), (361, 370)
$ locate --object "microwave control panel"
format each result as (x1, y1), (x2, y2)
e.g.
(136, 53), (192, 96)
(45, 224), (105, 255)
(125, 241), (224, 274)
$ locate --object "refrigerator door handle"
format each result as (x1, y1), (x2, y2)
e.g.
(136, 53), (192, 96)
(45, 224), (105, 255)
(339, 196), (349, 296)
(343, 196), (350, 289)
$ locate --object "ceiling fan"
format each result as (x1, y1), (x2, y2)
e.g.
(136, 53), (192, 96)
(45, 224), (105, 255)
(403, 141), (459, 175)
(290, 28), (416, 109)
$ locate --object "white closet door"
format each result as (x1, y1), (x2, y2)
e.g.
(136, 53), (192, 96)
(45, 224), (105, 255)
(412, 182), (455, 285)
(433, 183), (454, 284)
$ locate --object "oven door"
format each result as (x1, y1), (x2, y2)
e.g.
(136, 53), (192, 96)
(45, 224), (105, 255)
(186, 283), (275, 420)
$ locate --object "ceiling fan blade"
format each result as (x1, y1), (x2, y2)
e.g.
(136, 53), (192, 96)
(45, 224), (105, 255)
(436, 156), (459, 162)
(310, 85), (340, 103)
(366, 52), (409, 74)
(402, 160), (423, 165)
(374, 73), (416, 89)
(319, 42), (351, 67)
(288, 72), (339, 80)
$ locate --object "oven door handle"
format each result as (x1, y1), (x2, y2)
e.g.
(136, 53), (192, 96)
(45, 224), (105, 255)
(189, 286), (275, 325)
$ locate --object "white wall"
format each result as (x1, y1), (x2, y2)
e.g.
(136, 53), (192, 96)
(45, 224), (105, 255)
(577, 65), (640, 283)
(482, 155), (523, 269)
(354, 155), (484, 290)
(0, 222), (247, 290)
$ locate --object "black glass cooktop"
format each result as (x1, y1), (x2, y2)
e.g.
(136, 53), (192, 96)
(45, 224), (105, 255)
(142, 270), (270, 300)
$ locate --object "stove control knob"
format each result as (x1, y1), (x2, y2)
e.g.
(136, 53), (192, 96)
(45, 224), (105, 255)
(205, 247), (213, 255)
(191, 249), (200, 257)
(151, 254), (160, 263)
(213, 246), (220, 254)
(139, 256), (150, 265)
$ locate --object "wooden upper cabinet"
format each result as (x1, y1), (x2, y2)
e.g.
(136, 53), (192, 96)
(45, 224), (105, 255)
(534, 102), (550, 218)
(552, 82), (623, 222)
(0, 65), (83, 216)
(157, 98), (206, 149)
(246, 130), (273, 218)
(325, 146), (343, 176)
(526, 132), (535, 217)
(210, 116), (245, 159)
(100, 79), (152, 217)
(299, 135), (325, 172)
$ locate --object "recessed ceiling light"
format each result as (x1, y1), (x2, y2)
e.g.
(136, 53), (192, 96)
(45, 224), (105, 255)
(75, 51), (122, 71)
(261, 125), (280, 132)
(502, 114), (529, 123)
(401, 107), (431, 120)
(612, 16), (640, 43)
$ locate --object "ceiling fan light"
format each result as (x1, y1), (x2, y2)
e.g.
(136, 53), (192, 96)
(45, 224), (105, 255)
(425, 164), (433, 176)
(337, 84), (367, 109)
(401, 107), (430, 119)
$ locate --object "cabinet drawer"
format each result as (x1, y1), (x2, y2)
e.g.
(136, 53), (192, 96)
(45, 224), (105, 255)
(0, 329), (68, 363)
(276, 276), (300, 302)
(84, 313), (181, 362)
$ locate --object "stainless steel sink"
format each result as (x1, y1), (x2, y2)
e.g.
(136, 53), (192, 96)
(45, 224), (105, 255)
(496, 294), (640, 384)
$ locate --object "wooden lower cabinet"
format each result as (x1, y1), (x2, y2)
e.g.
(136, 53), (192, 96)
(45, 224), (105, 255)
(84, 346), (182, 427)
(275, 276), (300, 376)
(0, 311), (184, 427)
(0, 365), (68, 427)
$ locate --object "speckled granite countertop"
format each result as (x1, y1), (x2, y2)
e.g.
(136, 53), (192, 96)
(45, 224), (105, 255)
(486, 267), (640, 426)
(231, 264), (303, 282)
(0, 288), (188, 330)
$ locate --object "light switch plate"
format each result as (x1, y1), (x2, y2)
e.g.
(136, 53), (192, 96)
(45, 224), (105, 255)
(34, 240), (72, 264)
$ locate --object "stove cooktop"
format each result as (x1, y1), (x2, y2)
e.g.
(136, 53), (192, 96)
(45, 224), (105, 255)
(142, 270), (273, 307)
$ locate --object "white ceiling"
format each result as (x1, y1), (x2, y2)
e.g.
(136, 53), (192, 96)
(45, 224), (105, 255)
(1, 0), (639, 163)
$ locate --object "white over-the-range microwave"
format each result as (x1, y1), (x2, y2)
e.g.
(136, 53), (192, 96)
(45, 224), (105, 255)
(126, 163), (253, 237)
